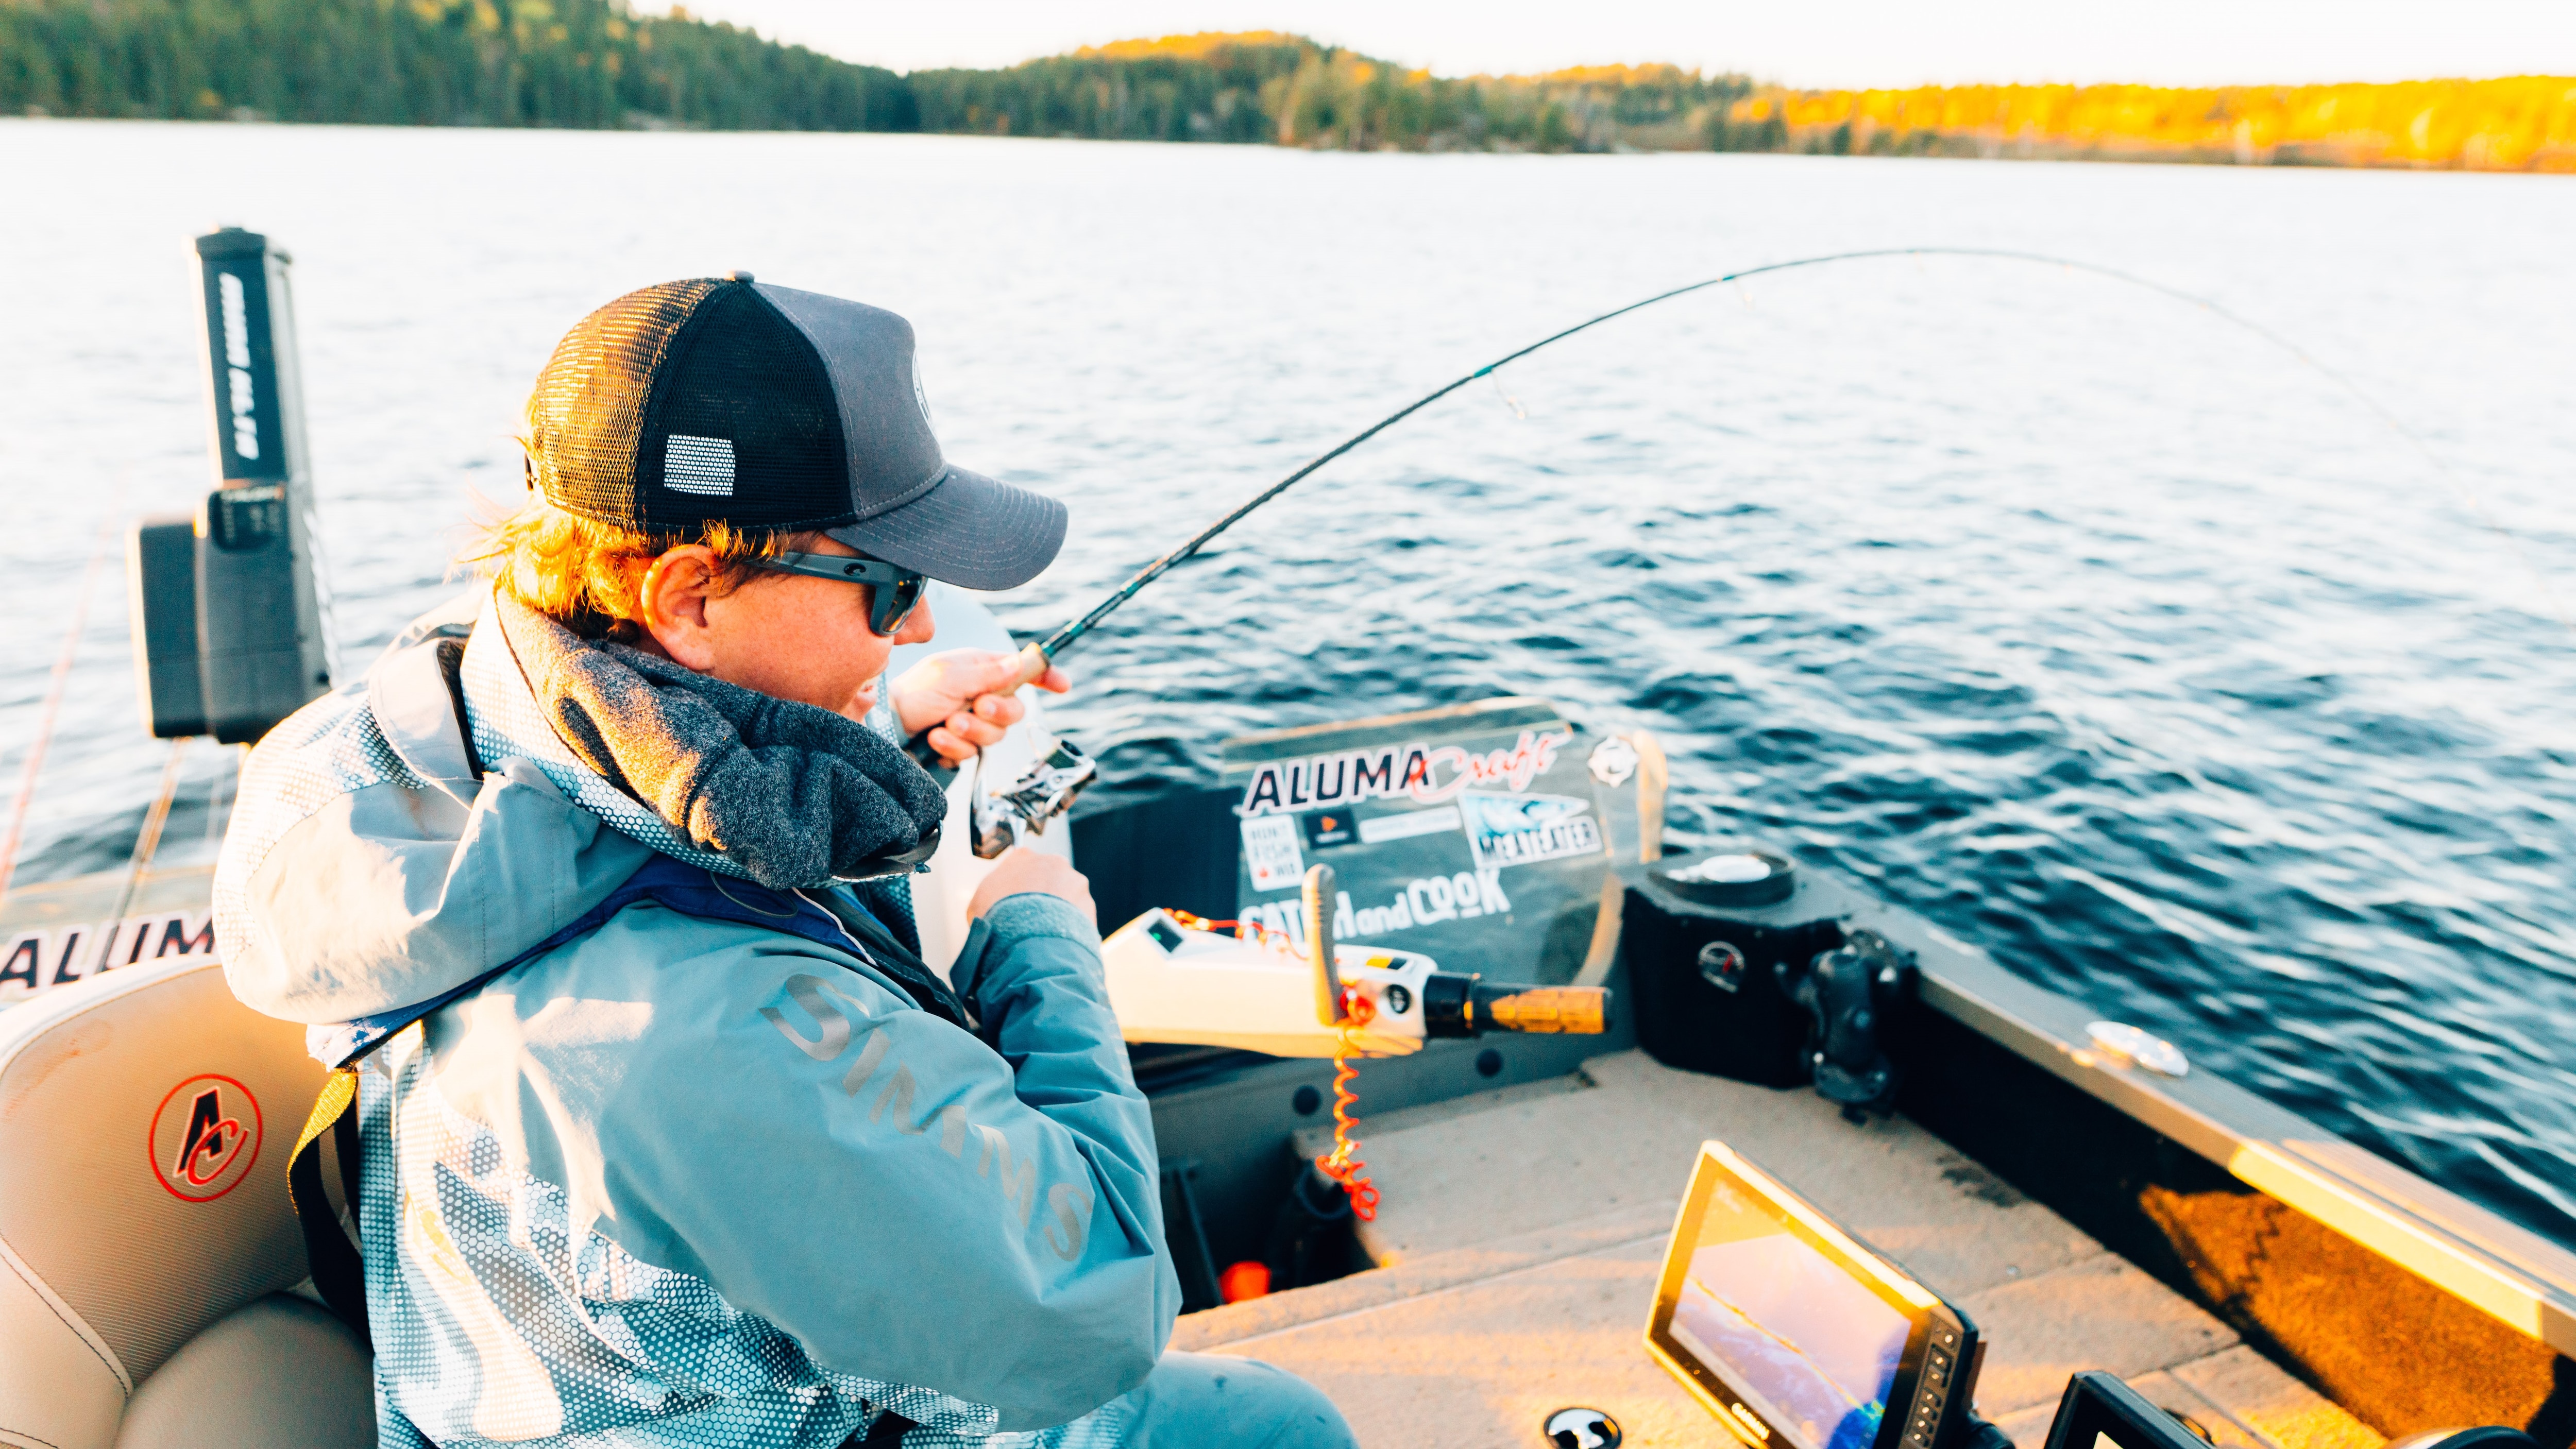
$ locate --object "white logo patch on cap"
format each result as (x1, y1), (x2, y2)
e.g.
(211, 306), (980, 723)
(664, 434), (736, 496)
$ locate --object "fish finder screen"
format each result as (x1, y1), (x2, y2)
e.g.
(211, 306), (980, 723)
(1666, 1175), (1913, 1449)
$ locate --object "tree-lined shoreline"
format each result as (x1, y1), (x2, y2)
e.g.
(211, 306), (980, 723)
(4, 2), (2568, 172)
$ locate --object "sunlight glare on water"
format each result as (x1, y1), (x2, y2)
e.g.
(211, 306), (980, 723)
(1, 121), (2570, 1243)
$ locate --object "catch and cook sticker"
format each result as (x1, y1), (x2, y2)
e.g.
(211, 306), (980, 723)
(148, 1073), (264, 1202)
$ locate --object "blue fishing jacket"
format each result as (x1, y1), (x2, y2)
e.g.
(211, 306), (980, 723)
(214, 591), (1178, 1447)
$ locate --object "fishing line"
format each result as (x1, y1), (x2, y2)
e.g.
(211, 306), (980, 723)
(1027, 246), (2569, 667)
(0, 509), (119, 904)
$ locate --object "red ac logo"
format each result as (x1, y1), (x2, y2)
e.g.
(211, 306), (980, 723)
(149, 1074), (263, 1202)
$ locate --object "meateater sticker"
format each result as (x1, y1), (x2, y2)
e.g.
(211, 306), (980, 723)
(1458, 791), (1602, 870)
(149, 1073), (264, 1202)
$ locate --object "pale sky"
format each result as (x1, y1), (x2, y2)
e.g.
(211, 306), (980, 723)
(668, 1), (2574, 89)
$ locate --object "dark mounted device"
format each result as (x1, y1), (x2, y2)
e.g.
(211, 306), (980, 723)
(1648, 1141), (1988, 1449)
(129, 227), (333, 744)
(1622, 851), (1918, 1115)
(1778, 928), (1916, 1115)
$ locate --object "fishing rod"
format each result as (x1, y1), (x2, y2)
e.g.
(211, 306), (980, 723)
(959, 244), (2563, 852)
(991, 243), (2559, 691)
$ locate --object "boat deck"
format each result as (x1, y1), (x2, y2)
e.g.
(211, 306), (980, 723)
(1175, 1049), (2383, 1449)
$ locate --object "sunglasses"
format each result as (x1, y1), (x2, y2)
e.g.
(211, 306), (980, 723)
(758, 552), (928, 637)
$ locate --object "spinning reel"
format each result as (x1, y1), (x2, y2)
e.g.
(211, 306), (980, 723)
(969, 736), (1097, 859)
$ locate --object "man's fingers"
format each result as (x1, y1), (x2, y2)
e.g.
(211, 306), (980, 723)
(949, 711), (1009, 749)
(961, 648), (1061, 697)
(925, 725), (978, 764)
(901, 650), (1053, 763)
(984, 648), (1040, 692)
(967, 845), (1096, 925)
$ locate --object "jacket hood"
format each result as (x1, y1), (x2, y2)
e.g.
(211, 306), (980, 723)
(215, 592), (654, 1024)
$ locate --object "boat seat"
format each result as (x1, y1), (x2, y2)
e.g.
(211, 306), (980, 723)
(0, 956), (373, 1449)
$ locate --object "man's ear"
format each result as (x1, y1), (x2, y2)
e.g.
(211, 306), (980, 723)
(638, 544), (722, 670)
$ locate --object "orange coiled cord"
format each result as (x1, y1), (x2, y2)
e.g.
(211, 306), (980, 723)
(1167, 910), (1287, 951)
(1313, 986), (1379, 1221)
(1165, 911), (1379, 1220)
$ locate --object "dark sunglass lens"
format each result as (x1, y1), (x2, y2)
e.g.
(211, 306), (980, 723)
(875, 573), (925, 636)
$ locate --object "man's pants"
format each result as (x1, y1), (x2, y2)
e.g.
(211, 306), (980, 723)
(1116, 1352), (1354, 1448)
(890, 1352), (1357, 1448)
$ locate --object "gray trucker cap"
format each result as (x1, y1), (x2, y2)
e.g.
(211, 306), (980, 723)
(524, 274), (1066, 590)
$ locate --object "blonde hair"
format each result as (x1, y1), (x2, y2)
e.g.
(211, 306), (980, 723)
(462, 491), (811, 642)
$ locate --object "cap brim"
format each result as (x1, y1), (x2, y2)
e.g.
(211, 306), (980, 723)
(824, 465), (1067, 591)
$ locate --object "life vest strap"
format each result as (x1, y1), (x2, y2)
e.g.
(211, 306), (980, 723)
(285, 1067), (369, 1350)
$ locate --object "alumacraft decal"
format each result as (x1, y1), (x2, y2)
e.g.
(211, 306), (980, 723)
(761, 974), (1096, 1262)
(149, 1072), (263, 1202)
(0, 910), (217, 1006)
(1238, 869), (1512, 947)
(1458, 791), (1601, 870)
(1236, 729), (1573, 817)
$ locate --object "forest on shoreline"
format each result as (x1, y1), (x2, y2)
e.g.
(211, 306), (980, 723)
(4, 2), (2569, 172)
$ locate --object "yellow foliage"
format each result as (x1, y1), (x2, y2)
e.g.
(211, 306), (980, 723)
(1075, 31), (1306, 62)
(1737, 76), (2576, 171)
(1505, 62), (1703, 89)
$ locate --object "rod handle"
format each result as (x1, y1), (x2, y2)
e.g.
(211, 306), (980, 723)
(1478, 985), (1611, 1035)
(1007, 641), (1052, 690)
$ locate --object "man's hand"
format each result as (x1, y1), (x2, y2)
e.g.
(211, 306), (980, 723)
(891, 649), (1072, 764)
(967, 847), (1096, 927)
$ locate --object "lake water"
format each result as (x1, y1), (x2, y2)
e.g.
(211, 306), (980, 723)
(3, 120), (2571, 1246)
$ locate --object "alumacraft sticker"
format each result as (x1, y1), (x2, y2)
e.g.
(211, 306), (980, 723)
(149, 1073), (263, 1202)
(1, 910), (217, 1007)
(1236, 729), (1571, 817)
(1458, 791), (1601, 870)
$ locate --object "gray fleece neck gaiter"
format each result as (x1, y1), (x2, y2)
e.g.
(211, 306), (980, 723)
(493, 592), (948, 890)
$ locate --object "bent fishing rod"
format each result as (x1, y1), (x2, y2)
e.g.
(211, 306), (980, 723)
(988, 243), (2555, 688)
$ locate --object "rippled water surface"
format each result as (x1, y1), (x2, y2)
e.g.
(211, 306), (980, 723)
(4, 121), (2571, 1243)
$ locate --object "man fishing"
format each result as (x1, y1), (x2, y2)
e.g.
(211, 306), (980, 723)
(214, 275), (1353, 1449)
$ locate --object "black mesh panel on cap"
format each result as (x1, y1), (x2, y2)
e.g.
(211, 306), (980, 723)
(527, 279), (717, 526)
(637, 286), (851, 530)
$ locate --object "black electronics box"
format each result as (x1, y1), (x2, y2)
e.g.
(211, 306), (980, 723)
(1618, 850), (1859, 1088)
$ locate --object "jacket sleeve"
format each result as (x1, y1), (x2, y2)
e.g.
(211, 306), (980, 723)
(595, 896), (1177, 1432)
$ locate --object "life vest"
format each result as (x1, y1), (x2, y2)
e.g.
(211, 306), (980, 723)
(286, 853), (970, 1353)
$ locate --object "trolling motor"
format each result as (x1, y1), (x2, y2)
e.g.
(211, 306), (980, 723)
(129, 228), (334, 744)
(1776, 927), (1915, 1115)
